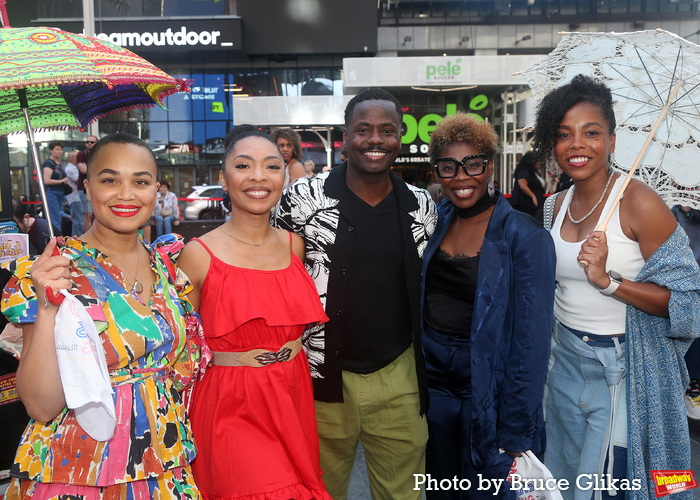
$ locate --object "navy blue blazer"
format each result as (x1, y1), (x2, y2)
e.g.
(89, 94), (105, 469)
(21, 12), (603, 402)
(420, 194), (556, 468)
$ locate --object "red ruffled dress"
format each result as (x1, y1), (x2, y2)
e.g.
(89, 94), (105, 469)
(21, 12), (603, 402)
(189, 235), (330, 500)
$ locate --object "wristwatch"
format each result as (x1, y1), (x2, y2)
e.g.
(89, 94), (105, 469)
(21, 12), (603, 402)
(600, 270), (623, 296)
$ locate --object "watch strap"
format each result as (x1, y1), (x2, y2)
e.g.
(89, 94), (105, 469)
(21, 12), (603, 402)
(600, 270), (622, 296)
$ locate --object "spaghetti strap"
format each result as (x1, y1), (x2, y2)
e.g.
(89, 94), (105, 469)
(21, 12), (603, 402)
(191, 237), (215, 258)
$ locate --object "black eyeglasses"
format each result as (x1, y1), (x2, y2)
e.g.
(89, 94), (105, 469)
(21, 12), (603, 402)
(86, 140), (96, 144)
(434, 154), (489, 178)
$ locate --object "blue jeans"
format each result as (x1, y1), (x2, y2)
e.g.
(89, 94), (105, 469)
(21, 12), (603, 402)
(155, 214), (176, 237)
(45, 188), (64, 234)
(69, 201), (83, 236)
(79, 190), (92, 213)
(544, 321), (627, 500)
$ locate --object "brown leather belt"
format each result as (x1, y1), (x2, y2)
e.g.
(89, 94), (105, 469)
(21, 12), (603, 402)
(211, 337), (303, 368)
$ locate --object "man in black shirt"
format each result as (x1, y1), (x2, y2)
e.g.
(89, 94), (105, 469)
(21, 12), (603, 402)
(276, 89), (437, 499)
(11, 197), (54, 255)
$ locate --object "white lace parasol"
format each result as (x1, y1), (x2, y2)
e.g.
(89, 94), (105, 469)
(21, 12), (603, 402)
(521, 29), (700, 210)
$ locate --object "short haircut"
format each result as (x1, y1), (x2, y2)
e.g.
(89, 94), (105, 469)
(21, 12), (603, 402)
(533, 74), (616, 164)
(428, 113), (499, 164)
(344, 89), (403, 127)
(87, 133), (156, 177)
(12, 197), (27, 219)
(48, 141), (63, 151)
(159, 180), (170, 189)
(223, 124), (280, 166)
(270, 128), (302, 161)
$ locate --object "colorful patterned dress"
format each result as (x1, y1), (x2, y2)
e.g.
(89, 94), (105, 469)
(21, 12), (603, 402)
(0, 235), (202, 500)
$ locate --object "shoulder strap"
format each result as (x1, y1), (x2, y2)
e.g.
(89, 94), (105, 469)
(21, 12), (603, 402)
(191, 237), (215, 258)
(543, 193), (560, 231)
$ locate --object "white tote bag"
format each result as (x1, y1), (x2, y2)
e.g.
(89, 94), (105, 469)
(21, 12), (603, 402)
(54, 290), (116, 441)
(507, 450), (564, 500)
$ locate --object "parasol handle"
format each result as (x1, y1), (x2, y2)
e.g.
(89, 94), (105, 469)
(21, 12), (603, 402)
(18, 89), (56, 240)
(18, 88), (64, 305)
(596, 80), (682, 233)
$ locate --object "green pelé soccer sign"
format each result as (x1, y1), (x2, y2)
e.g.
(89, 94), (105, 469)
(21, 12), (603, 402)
(402, 96), (489, 154)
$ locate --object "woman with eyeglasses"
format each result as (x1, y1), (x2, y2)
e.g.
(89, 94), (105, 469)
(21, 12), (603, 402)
(421, 113), (556, 499)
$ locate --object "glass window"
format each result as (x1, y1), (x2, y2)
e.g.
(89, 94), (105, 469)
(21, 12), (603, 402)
(204, 74), (230, 121)
(177, 167), (196, 199)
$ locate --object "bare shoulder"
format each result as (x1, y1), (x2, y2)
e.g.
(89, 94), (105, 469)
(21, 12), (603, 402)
(289, 230), (306, 261)
(179, 237), (211, 287)
(551, 189), (569, 221)
(288, 159), (305, 180)
(620, 178), (676, 258)
(622, 178), (675, 223)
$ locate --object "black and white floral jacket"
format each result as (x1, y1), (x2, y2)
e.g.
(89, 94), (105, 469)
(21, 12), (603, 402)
(274, 164), (437, 412)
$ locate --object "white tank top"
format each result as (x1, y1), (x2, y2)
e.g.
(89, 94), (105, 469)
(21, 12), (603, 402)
(551, 177), (645, 334)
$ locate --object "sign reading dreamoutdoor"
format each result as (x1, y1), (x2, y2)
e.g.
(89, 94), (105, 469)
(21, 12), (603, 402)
(47, 18), (242, 52)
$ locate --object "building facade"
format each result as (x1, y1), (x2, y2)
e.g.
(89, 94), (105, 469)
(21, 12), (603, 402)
(5, 0), (700, 205)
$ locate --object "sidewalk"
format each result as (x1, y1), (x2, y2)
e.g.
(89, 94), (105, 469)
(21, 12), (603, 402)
(348, 425), (700, 499)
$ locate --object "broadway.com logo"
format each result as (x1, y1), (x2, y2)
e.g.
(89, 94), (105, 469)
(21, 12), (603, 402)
(651, 470), (698, 497)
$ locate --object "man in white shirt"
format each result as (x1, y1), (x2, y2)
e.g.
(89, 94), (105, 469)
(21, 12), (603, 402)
(64, 150), (83, 236)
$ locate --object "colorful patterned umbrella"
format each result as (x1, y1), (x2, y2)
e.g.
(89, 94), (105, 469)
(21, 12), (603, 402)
(0, 26), (189, 135)
(0, 25), (189, 237)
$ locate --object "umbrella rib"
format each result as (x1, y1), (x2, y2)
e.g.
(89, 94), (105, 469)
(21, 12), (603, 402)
(633, 46), (665, 105)
(606, 66), (666, 125)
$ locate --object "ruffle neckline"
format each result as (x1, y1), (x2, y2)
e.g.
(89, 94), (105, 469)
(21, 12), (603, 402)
(201, 252), (328, 338)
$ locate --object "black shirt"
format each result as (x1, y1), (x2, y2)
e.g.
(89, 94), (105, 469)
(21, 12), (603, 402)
(423, 247), (479, 337)
(341, 188), (412, 373)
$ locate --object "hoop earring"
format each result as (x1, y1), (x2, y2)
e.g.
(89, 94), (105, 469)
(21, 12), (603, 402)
(487, 177), (495, 198)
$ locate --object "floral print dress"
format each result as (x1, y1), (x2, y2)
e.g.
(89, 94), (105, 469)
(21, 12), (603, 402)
(0, 234), (203, 500)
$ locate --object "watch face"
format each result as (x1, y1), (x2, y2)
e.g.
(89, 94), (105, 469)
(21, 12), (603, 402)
(609, 270), (623, 283)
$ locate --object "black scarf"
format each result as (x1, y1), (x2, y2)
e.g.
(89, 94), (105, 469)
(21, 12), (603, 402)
(453, 191), (496, 219)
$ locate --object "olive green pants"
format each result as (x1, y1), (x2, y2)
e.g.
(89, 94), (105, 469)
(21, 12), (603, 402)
(315, 345), (428, 500)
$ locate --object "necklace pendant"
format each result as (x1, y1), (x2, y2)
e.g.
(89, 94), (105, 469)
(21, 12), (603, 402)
(134, 281), (144, 294)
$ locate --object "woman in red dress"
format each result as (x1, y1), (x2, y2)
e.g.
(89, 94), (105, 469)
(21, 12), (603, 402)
(179, 125), (330, 499)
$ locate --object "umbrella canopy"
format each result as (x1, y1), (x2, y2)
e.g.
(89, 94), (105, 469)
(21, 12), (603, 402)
(0, 26), (189, 135)
(0, 25), (189, 242)
(520, 29), (700, 210)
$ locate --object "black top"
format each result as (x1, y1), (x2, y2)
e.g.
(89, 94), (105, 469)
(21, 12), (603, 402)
(42, 158), (65, 193)
(510, 165), (545, 217)
(423, 247), (479, 337)
(341, 188), (413, 374)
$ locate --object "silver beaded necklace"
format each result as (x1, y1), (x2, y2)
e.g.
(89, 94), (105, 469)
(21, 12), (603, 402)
(566, 172), (614, 225)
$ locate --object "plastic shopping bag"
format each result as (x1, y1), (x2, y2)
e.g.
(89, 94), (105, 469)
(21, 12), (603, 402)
(54, 289), (116, 441)
(507, 450), (564, 500)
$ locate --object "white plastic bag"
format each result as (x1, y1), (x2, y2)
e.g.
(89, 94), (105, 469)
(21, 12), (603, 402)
(54, 289), (116, 441)
(507, 450), (564, 500)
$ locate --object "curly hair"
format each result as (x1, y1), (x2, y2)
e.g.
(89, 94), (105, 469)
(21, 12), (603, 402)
(271, 128), (302, 162)
(428, 113), (499, 164)
(533, 74), (616, 164)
